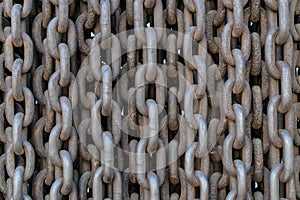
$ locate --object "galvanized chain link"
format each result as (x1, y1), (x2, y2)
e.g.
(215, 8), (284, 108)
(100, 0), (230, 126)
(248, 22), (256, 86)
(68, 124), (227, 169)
(0, 0), (299, 199)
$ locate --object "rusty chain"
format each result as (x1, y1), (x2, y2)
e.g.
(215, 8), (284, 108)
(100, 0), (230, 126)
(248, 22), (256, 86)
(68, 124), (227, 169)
(0, 0), (299, 199)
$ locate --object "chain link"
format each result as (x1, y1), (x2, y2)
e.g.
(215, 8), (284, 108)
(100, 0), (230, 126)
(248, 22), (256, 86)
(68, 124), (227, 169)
(0, 0), (299, 199)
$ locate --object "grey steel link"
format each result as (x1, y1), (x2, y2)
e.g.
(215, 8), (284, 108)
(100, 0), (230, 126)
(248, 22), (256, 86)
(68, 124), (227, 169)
(0, 0), (298, 199)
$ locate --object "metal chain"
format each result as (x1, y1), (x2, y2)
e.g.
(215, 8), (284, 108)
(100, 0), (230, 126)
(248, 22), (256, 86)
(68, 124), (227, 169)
(0, 0), (299, 199)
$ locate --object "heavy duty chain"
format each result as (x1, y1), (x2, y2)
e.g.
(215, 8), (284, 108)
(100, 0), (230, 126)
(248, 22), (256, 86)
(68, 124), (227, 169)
(0, 0), (299, 199)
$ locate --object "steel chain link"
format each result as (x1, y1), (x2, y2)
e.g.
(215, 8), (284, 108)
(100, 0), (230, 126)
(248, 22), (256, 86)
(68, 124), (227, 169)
(0, 0), (298, 199)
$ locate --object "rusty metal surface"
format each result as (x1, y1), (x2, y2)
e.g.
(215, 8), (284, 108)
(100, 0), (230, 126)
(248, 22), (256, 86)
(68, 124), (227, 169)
(0, 0), (299, 199)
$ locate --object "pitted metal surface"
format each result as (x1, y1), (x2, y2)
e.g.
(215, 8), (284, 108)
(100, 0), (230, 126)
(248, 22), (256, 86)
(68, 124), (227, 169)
(0, 0), (298, 199)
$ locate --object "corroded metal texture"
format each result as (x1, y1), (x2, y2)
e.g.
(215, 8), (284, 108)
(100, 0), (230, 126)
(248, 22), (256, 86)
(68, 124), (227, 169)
(0, 0), (298, 199)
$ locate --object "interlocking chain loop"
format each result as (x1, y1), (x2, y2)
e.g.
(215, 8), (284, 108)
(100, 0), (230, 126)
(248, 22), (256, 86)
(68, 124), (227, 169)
(0, 0), (299, 199)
